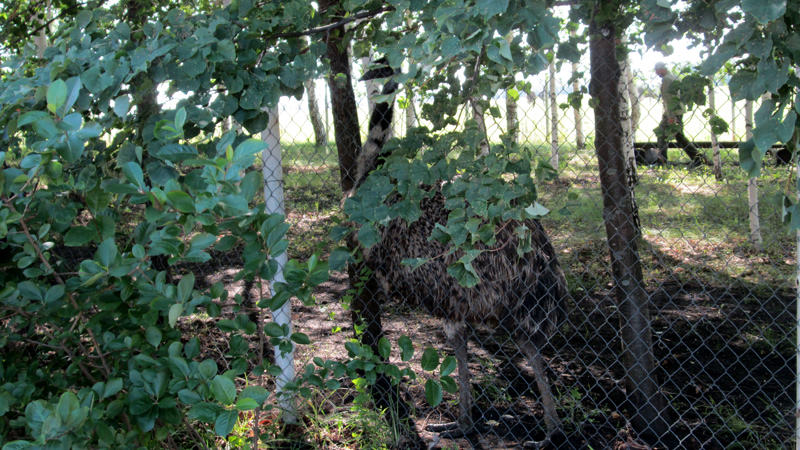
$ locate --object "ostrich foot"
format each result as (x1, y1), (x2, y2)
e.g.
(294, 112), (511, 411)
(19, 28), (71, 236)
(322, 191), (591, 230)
(522, 430), (565, 449)
(522, 437), (552, 449)
(425, 421), (465, 438)
(426, 420), (485, 439)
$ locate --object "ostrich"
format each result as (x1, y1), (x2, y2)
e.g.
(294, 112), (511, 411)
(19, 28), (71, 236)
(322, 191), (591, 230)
(345, 60), (568, 448)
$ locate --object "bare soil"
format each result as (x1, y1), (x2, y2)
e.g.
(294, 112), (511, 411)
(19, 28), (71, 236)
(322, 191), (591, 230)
(272, 269), (795, 450)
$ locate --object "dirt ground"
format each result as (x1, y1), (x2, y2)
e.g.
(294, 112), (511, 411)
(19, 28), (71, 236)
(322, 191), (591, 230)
(279, 270), (796, 450)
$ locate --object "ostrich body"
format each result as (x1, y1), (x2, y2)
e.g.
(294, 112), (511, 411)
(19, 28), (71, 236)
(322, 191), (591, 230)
(346, 61), (568, 447)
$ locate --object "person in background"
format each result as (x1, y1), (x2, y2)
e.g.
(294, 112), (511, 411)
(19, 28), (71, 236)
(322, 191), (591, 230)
(649, 62), (710, 167)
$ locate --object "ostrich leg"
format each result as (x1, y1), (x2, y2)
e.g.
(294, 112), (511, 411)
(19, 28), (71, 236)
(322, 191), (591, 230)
(426, 321), (474, 436)
(521, 341), (563, 449)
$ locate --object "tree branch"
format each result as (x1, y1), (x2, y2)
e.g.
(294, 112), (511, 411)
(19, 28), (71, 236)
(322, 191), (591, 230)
(266, 6), (393, 41)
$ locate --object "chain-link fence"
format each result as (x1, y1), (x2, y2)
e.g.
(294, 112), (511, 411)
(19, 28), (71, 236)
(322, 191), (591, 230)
(166, 53), (797, 449)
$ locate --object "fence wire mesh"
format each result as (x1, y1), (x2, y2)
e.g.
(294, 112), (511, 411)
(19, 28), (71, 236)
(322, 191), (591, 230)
(167, 56), (795, 449)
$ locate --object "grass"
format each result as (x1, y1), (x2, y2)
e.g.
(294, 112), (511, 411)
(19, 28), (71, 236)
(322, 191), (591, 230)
(269, 129), (794, 310)
(247, 95), (795, 448)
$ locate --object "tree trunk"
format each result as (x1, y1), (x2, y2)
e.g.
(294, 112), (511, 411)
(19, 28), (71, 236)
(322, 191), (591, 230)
(544, 78), (550, 146)
(305, 79), (327, 150)
(625, 58), (640, 141)
(708, 84), (723, 181)
(321, 13), (362, 193)
(318, 0), (412, 427)
(406, 90), (417, 133)
(570, 30), (584, 150)
(589, 16), (669, 443)
(34, 0), (51, 57)
(549, 58), (559, 170)
(404, 15), (417, 135)
(745, 99), (763, 252)
(470, 98), (490, 156)
(362, 53), (379, 112)
(618, 49), (635, 165)
(507, 92), (519, 144)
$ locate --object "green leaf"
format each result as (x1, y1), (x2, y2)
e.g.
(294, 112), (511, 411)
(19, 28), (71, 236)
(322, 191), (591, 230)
(178, 389), (202, 405)
(17, 111), (49, 127)
(240, 170), (262, 202)
(475, 0), (508, 18)
(441, 36), (462, 58)
(778, 111), (797, 143)
(198, 360), (217, 380)
(3, 441), (33, 450)
(424, 379), (443, 407)
(240, 386), (269, 405)
(114, 96), (130, 119)
(263, 322), (284, 337)
(157, 144), (198, 162)
(378, 337), (392, 359)
(399, 336), (414, 361)
(211, 375), (236, 405)
(420, 347), (439, 371)
(440, 355), (457, 377)
(103, 378), (123, 399)
(44, 285), (65, 304)
(47, 79), (68, 113)
(357, 223), (380, 248)
(234, 398), (259, 411)
(290, 332), (311, 345)
(524, 202), (550, 218)
(76, 10), (93, 28)
(440, 375), (458, 394)
(214, 409), (239, 437)
(188, 402), (223, 423)
(328, 247), (353, 271)
(97, 238), (118, 267)
(146, 326), (162, 348)
(128, 390), (154, 415)
(65, 226), (98, 246)
(742, 0), (786, 24)
(175, 107), (187, 131)
(167, 191), (195, 213)
(168, 304), (183, 328)
(178, 273), (195, 303)
(185, 337), (200, 359)
(233, 139), (268, 164)
(739, 139), (762, 178)
(122, 162), (145, 190)
(168, 356), (191, 378)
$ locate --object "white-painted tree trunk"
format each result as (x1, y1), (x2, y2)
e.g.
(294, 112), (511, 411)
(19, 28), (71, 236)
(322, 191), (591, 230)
(544, 81), (550, 147)
(745, 100), (763, 252)
(618, 53), (635, 165)
(405, 91), (417, 134)
(34, 0), (51, 57)
(570, 31), (584, 150)
(506, 92), (518, 144)
(261, 108), (295, 422)
(708, 84), (723, 181)
(305, 79), (327, 149)
(471, 98), (490, 157)
(505, 34), (519, 145)
(625, 61), (640, 142)
(549, 58), (559, 170)
(361, 54), (378, 113)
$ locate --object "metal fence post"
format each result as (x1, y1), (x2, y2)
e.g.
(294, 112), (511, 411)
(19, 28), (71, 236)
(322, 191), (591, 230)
(261, 106), (295, 423)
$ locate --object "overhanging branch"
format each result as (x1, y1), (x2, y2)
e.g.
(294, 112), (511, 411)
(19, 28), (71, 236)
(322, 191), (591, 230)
(267, 6), (393, 40)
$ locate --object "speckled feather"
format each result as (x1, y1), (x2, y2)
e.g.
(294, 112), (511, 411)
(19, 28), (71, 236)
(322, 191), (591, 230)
(356, 189), (568, 347)
(347, 63), (567, 441)
(347, 65), (567, 345)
